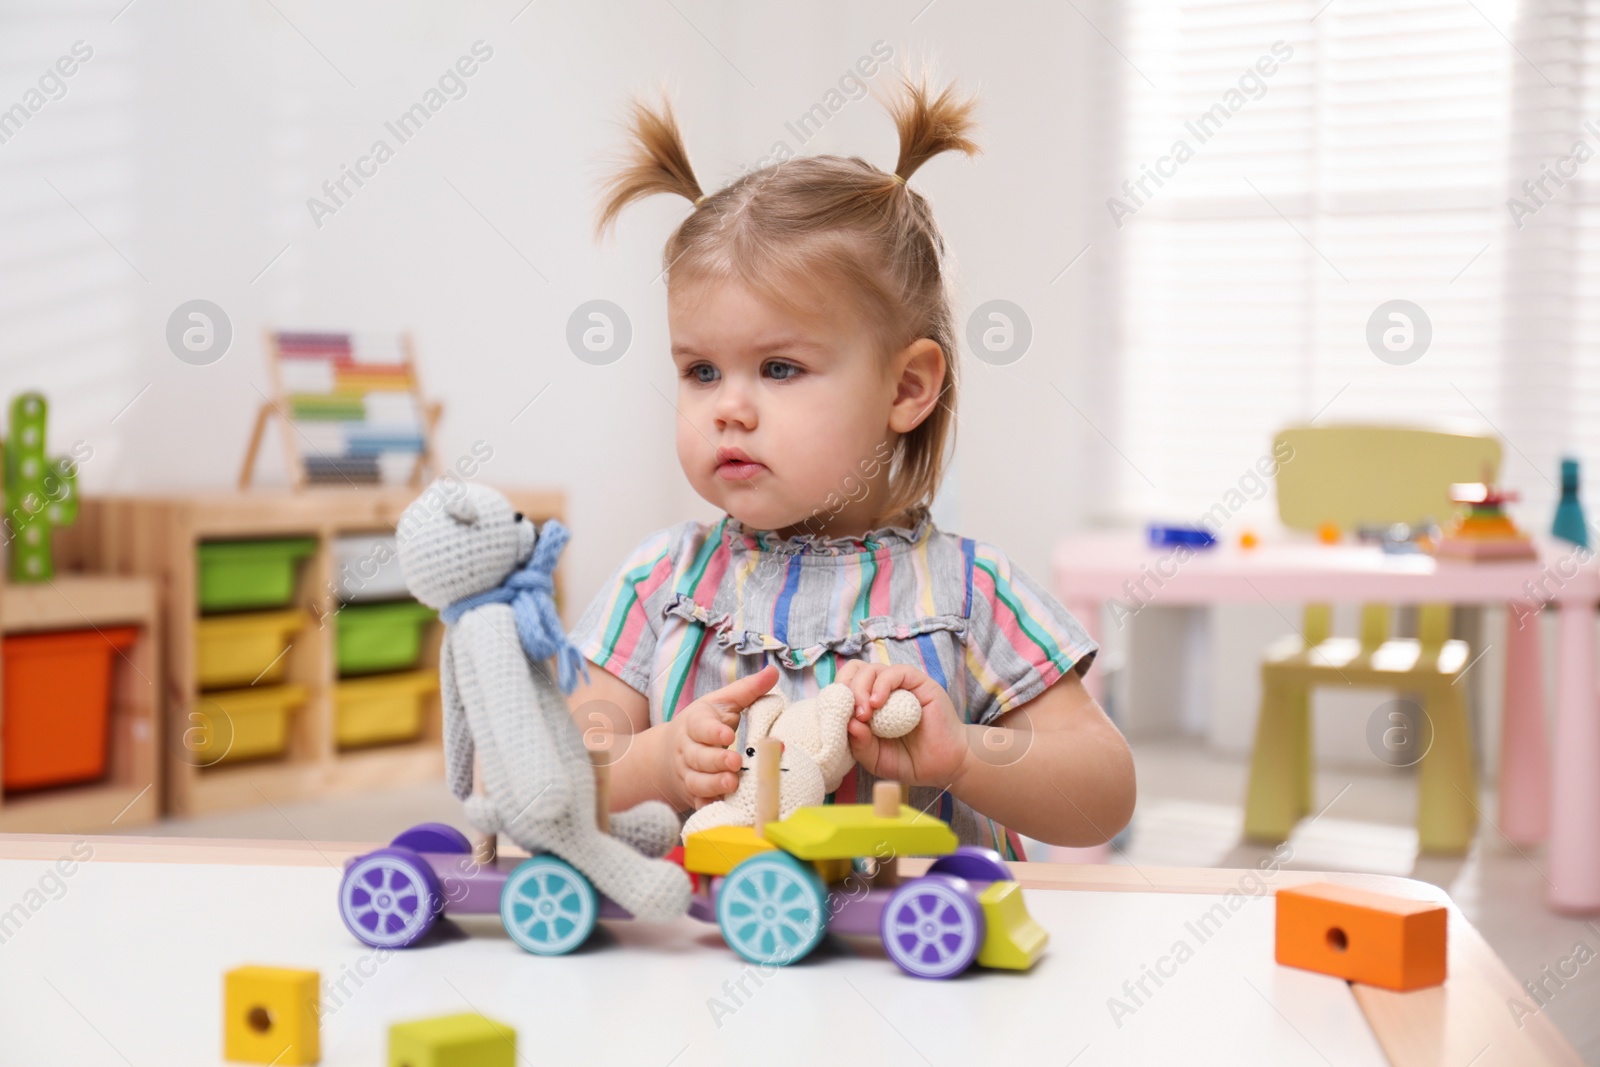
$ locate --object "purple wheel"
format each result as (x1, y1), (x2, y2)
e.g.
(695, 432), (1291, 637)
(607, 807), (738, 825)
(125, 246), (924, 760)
(879, 874), (985, 979)
(391, 823), (472, 854)
(927, 846), (1011, 884)
(339, 847), (443, 948)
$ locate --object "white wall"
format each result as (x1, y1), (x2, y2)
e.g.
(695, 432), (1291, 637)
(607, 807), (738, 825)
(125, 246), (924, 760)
(3, 2), (1556, 791)
(0, 0), (1123, 620)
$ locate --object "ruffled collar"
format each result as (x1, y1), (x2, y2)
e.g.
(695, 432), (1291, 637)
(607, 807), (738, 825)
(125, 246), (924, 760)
(721, 505), (934, 557)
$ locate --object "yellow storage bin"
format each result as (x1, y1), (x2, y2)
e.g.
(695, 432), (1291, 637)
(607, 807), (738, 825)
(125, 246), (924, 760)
(196, 610), (308, 689)
(190, 684), (307, 765)
(335, 669), (438, 749)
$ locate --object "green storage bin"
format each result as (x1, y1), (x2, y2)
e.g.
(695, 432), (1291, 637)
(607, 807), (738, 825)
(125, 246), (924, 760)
(196, 538), (318, 612)
(336, 600), (437, 676)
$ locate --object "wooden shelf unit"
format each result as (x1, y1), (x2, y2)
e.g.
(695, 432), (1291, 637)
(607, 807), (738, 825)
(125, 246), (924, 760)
(63, 487), (564, 818)
(0, 574), (162, 833)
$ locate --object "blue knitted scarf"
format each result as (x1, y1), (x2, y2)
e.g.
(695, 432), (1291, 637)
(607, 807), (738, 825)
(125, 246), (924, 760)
(439, 517), (591, 695)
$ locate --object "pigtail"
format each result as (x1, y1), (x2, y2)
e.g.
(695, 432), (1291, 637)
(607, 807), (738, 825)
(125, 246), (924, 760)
(880, 66), (980, 185)
(594, 90), (706, 240)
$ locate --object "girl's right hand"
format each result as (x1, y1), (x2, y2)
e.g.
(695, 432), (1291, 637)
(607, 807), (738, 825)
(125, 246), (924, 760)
(666, 663), (779, 809)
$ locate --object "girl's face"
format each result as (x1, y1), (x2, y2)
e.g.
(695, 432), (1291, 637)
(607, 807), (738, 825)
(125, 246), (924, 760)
(668, 276), (916, 538)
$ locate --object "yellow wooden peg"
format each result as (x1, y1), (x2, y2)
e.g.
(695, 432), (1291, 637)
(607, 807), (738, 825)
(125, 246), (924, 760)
(753, 738), (781, 839)
(873, 780), (900, 818)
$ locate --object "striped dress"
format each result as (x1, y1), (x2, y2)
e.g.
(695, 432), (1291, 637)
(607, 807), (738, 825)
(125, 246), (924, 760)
(567, 505), (1098, 860)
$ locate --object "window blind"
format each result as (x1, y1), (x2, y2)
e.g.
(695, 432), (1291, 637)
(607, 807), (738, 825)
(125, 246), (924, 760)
(1116, 0), (1520, 527)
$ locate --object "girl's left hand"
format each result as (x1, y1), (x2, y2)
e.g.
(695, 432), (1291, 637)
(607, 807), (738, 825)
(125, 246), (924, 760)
(835, 660), (969, 788)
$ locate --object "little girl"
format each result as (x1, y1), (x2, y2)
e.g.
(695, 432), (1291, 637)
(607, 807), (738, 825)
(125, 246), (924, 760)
(565, 72), (1135, 859)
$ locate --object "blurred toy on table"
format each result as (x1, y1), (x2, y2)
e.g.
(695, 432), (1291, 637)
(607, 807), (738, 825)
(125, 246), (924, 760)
(1147, 523), (1216, 549)
(1356, 521), (1438, 555)
(1551, 456), (1588, 549)
(1434, 480), (1537, 561)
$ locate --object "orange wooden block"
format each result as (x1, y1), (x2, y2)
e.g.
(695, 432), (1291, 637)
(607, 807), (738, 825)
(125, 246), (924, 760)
(1275, 882), (1446, 991)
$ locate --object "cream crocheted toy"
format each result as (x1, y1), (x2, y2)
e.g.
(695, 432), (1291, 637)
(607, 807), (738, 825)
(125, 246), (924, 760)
(680, 681), (921, 839)
(397, 480), (690, 923)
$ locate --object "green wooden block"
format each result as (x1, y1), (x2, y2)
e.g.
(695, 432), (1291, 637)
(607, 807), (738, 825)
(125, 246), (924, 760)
(388, 1013), (515, 1067)
(764, 804), (959, 861)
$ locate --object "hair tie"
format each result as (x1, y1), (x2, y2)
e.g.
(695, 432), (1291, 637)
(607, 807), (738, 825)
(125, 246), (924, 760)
(892, 174), (907, 186)
(694, 193), (708, 205)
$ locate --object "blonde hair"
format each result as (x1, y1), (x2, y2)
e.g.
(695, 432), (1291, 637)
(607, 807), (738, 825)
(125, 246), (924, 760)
(594, 69), (980, 523)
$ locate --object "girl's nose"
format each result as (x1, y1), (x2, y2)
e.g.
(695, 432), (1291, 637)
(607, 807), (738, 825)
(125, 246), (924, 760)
(713, 384), (758, 429)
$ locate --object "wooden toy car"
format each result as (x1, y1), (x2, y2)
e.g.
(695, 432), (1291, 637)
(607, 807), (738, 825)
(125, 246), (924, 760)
(337, 822), (655, 955)
(682, 796), (1049, 979)
(337, 746), (1048, 978)
(337, 815), (1047, 980)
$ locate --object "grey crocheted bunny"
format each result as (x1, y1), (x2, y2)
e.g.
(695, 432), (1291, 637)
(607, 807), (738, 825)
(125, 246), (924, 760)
(397, 480), (690, 923)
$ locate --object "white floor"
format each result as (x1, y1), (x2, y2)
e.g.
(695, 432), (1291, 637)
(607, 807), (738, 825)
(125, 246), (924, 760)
(120, 738), (1600, 1063)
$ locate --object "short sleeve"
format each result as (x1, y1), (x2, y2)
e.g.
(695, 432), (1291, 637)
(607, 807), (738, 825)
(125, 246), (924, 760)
(567, 525), (683, 696)
(961, 540), (1098, 726)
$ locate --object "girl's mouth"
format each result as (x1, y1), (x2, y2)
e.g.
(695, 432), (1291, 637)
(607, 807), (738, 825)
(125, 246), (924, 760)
(715, 446), (766, 481)
(717, 460), (766, 481)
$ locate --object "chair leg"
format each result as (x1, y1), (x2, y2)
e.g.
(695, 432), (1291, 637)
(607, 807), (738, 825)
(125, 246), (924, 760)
(1245, 673), (1308, 842)
(1292, 683), (1314, 820)
(1417, 681), (1479, 854)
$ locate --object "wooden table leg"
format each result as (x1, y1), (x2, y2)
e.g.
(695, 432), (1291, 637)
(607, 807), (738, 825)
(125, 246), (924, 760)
(1499, 605), (1550, 845)
(1548, 599), (1600, 912)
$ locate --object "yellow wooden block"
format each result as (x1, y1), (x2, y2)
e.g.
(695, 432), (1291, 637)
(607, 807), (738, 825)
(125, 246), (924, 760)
(764, 804), (958, 861)
(389, 1012), (515, 1067)
(976, 881), (1049, 971)
(683, 825), (776, 876)
(224, 965), (319, 1065)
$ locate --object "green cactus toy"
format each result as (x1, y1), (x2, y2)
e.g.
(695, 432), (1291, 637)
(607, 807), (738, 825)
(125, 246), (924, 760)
(2, 392), (79, 582)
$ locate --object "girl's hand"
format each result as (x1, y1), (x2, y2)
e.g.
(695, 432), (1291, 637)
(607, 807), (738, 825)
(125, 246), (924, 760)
(836, 660), (969, 788)
(664, 663), (779, 809)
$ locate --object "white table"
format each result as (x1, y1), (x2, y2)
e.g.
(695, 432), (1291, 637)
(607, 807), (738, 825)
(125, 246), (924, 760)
(0, 834), (1578, 1066)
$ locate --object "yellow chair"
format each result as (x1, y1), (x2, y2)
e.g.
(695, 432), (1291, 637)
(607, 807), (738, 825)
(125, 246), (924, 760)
(1242, 426), (1500, 854)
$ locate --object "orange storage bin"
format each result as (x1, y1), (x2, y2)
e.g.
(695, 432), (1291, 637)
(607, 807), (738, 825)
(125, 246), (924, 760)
(2, 626), (139, 792)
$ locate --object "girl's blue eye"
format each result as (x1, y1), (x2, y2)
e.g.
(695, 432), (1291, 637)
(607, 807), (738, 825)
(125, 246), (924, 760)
(765, 360), (801, 381)
(685, 363), (718, 383)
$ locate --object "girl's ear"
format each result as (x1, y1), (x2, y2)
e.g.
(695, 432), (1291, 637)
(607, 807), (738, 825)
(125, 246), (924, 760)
(888, 338), (945, 434)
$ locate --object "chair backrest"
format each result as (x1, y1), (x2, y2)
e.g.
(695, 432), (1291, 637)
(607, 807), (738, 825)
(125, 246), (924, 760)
(1275, 425), (1493, 652)
(1273, 425), (1502, 532)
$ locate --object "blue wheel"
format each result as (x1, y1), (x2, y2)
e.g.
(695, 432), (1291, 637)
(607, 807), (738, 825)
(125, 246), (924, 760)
(499, 856), (598, 956)
(339, 847), (442, 948)
(717, 852), (828, 966)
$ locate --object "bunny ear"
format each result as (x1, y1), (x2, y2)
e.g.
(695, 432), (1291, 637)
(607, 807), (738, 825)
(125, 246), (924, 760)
(745, 691), (787, 740)
(444, 493), (479, 525)
(870, 688), (922, 739)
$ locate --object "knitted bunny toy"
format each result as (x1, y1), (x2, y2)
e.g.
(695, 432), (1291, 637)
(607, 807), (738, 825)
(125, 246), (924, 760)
(397, 480), (690, 923)
(680, 681), (921, 840)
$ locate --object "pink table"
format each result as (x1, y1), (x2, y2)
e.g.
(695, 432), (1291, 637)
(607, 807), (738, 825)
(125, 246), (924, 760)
(1053, 532), (1600, 914)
